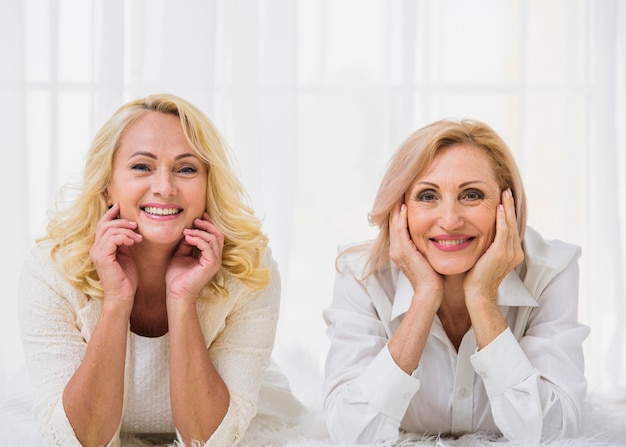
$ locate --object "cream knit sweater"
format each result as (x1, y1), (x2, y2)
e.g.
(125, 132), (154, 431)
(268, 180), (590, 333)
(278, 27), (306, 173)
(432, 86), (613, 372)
(18, 243), (293, 447)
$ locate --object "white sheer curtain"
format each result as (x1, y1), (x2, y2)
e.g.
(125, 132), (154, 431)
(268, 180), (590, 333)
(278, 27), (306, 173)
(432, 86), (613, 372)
(1, 0), (624, 408)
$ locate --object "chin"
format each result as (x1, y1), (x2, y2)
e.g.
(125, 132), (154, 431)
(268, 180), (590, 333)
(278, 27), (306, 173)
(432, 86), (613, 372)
(434, 268), (468, 277)
(140, 230), (183, 245)
(429, 260), (476, 277)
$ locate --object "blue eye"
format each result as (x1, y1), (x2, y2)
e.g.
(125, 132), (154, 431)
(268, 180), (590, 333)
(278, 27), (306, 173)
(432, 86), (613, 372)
(461, 189), (484, 201)
(131, 163), (150, 171)
(417, 190), (437, 202)
(178, 166), (198, 174)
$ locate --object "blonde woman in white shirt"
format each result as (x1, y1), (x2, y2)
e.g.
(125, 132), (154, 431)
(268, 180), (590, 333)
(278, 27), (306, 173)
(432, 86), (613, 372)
(19, 94), (301, 447)
(323, 119), (589, 445)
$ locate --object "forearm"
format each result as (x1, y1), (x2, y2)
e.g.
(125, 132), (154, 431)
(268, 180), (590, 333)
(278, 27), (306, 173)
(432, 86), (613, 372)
(62, 302), (130, 447)
(465, 293), (507, 350)
(168, 300), (229, 445)
(388, 293), (439, 374)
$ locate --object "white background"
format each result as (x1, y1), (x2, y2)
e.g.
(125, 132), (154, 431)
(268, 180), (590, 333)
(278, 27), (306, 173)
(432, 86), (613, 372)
(0, 0), (624, 409)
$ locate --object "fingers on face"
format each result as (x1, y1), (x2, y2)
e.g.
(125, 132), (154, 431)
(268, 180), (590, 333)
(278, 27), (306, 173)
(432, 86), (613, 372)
(184, 230), (221, 250)
(184, 219), (224, 260)
(90, 228), (140, 264)
(389, 200), (415, 265)
(496, 189), (516, 233)
(192, 216), (224, 240)
(497, 190), (523, 265)
(389, 199), (408, 234)
(105, 203), (119, 218)
(95, 208), (141, 248)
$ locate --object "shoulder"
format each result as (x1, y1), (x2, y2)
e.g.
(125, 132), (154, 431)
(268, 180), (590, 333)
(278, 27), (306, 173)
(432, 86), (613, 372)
(520, 226), (581, 295)
(260, 245), (279, 275)
(225, 245), (280, 307)
(19, 242), (88, 309)
(522, 226), (581, 272)
(336, 240), (375, 279)
(259, 246), (280, 302)
(334, 240), (398, 305)
(24, 241), (53, 267)
(21, 242), (58, 287)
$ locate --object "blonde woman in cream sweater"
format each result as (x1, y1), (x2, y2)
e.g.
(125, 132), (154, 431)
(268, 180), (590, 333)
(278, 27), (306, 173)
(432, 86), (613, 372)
(18, 94), (301, 447)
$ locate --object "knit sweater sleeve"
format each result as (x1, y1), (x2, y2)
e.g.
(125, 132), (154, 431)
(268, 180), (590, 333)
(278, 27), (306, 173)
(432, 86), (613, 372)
(199, 250), (281, 446)
(17, 245), (122, 447)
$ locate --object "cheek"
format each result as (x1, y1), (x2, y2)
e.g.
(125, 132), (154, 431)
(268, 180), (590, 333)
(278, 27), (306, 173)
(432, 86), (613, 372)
(474, 207), (498, 242)
(188, 185), (207, 214)
(406, 206), (429, 241)
(193, 185), (207, 206)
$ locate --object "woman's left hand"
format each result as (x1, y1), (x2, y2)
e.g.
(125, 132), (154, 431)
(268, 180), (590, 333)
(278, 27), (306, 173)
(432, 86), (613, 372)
(166, 212), (224, 304)
(463, 189), (524, 302)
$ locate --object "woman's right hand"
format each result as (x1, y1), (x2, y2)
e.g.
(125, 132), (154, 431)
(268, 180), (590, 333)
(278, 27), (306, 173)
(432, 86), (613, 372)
(89, 203), (142, 306)
(387, 198), (443, 374)
(389, 198), (444, 302)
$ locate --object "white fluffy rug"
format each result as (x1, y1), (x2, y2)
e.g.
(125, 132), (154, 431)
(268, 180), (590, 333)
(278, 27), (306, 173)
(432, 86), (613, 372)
(1, 369), (625, 447)
(237, 400), (626, 447)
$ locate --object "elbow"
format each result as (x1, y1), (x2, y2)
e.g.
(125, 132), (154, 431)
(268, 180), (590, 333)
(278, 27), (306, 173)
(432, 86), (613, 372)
(324, 396), (359, 443)
(499, 389), (583, 444)
(324, 395), (398, 444)
(540, 395), (584, 442)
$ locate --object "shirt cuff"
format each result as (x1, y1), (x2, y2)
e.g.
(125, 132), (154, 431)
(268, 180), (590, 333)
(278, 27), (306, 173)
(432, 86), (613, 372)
(355, 345), (420, 421)
(470, 327), (537, 398)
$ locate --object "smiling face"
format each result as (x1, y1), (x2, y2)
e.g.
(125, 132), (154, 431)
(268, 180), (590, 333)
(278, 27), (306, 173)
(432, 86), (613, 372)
(405, 144), (502, 276)
(106, 111), (208, 248)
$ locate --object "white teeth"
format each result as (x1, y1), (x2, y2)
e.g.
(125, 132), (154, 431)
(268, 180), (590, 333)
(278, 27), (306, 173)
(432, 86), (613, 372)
(143, 206), (181, 216)
(437, 238), (469, 246)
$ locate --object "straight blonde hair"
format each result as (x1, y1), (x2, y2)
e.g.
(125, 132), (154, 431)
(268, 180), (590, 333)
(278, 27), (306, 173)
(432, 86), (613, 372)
(342, 119), (527, 279)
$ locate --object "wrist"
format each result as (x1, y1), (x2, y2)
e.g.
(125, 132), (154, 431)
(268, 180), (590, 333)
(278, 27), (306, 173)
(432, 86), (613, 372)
(410, 290), (442, 313)
(101, 297), (134, 320)
(166, 295), (198, 319)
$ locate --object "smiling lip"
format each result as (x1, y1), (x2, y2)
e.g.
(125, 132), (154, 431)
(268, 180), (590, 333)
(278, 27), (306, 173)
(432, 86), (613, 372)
(141, 204), (183, 220)
(430, 235), (475, 252)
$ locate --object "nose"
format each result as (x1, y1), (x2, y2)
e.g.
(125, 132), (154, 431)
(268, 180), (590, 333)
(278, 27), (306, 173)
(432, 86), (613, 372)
(153, 169), (177, 197)
(438, 198), (464, 230)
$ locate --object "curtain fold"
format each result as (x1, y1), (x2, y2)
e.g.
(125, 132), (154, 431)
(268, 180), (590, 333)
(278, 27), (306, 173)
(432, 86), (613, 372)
(585, 0), (626, 397)
(92, 0), (125, 128)
(0, 0), (624, 406)
(0, 0), (29, 386)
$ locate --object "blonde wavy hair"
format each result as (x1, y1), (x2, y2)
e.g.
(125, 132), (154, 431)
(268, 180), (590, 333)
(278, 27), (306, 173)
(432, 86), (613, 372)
(43, 93), (270, 300)
(342, 119), (527, 279)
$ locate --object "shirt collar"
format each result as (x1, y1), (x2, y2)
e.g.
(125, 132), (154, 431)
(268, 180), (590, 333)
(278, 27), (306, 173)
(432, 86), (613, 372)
(390, 265), (539, 322)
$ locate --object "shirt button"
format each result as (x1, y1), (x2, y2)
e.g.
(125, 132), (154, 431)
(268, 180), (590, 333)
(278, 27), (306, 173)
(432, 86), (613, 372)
(458, 388), (468, 398)
(403, 392), (412, 400)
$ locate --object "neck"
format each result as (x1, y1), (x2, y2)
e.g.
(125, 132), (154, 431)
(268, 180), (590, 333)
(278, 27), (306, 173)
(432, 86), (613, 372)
(441, 273), (466, 305)
(130, 241), (177, 283)
(437, 273), (472, 351)
(128, 242), (175, 337)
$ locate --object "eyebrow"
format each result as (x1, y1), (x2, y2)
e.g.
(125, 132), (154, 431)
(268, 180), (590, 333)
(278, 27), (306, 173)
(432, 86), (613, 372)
(416, 180), (488, 188)
(129, 151), (199, 161)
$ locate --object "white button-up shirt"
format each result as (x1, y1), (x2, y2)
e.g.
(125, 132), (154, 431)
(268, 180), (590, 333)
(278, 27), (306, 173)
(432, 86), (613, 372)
(323, 227), (589, 445)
